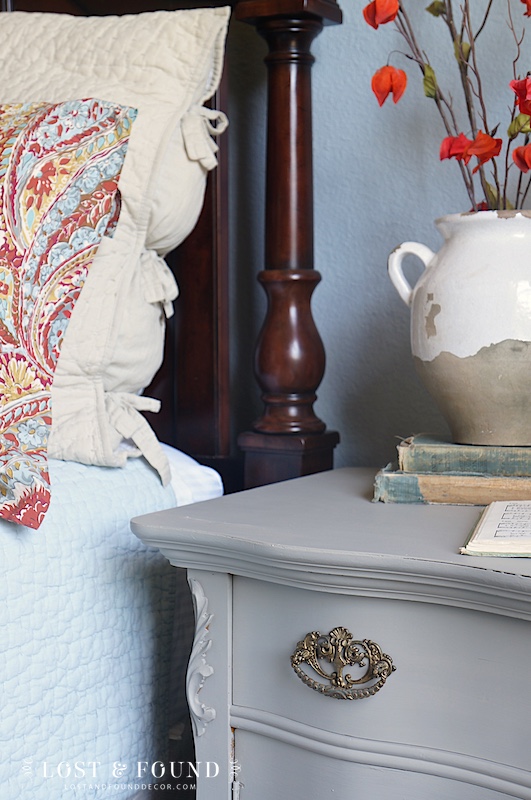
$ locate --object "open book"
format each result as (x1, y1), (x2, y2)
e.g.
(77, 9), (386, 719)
(460, 500), (531, 556)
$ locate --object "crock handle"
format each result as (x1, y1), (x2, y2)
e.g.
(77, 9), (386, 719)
(388, 242), (436, 307)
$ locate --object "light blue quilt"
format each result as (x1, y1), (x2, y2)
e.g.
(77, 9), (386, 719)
(0, 454), (216, 799)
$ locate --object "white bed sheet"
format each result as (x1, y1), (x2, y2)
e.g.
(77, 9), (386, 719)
(0, 449), (222, 799)
(162, 443), (223, 505)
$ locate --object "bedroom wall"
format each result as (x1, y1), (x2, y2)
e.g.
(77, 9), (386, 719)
(227, 4), (529, 469)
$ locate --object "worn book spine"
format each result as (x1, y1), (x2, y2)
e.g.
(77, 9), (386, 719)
(373, 464), (531, 505)
(397, 435), (531, 477)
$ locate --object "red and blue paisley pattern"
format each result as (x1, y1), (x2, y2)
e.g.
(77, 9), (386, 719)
(0, 99), (135, 528)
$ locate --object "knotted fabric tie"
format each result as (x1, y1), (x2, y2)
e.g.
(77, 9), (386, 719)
(141, 250), (179, 318)
(181, 105), (229, 170)
(105, 392), (171, 486)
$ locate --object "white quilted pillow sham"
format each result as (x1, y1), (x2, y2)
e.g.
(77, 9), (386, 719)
(0, 8), (230, 483)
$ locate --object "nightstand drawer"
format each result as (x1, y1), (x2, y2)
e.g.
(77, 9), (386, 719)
(232, 575), (531, 771)
(232, 731), (515, 800)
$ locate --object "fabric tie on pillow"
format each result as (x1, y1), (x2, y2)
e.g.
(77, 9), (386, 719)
(181, 105), (229, 171)
(0, 99), (135, 529)
(141, 249), (179, 318)
(105, 392), (171, 486)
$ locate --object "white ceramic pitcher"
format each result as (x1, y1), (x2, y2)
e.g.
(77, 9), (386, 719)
(388, 210), (531, 445)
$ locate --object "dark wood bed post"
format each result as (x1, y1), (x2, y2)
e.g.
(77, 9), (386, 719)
(236, 0), (342, 488)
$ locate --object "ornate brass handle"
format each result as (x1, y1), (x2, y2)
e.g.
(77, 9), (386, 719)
(290, 626), (395, 700)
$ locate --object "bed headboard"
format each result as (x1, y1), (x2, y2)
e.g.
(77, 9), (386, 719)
(3, 0), (342, 493)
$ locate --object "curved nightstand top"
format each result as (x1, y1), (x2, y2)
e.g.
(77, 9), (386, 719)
(132, 467), (531, 618)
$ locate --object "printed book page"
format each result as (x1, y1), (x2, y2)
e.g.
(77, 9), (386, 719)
(460, 500), (531, 556)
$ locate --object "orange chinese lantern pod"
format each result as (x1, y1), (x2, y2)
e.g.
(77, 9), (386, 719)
(363, 0), (400, 29)
(371, 65), (407, 106)
(513, 143), (531, 172)
(439, 133), (473, 164)
(465, 131), (503, 173)
(510, 77), (531, 115)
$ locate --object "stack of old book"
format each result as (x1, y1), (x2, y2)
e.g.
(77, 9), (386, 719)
(374, 434), (531, 505)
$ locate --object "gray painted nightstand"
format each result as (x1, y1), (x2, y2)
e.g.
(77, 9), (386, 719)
(132, 467), (531, 800)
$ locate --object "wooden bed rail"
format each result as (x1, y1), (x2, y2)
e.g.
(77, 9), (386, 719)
(237, 0), (341, 488)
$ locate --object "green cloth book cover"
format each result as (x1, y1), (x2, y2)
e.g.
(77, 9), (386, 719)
(397, 434), (531, 477)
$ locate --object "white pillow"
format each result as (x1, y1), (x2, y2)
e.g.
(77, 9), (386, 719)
(0, 8), (230, 483)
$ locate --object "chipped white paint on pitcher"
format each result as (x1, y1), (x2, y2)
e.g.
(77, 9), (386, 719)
(388, 211), (531, 445)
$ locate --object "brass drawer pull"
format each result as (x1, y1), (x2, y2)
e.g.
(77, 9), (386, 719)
(290, 626), (395, 700)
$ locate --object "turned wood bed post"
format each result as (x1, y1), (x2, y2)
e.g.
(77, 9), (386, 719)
(237, 0), (342, 488)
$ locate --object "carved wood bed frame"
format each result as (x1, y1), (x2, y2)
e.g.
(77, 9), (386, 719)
(4, 0), (342, 493)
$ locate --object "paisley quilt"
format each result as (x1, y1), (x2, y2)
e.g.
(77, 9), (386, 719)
(0, 98), (135, 528)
